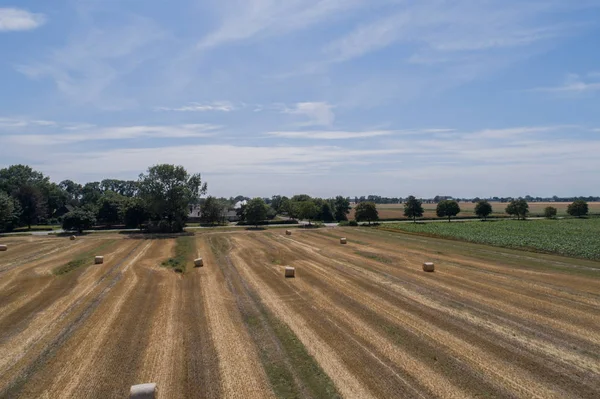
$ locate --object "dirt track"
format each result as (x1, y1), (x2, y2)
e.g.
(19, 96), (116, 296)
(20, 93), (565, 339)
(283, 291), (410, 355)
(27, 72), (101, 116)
(1, 228), (599, 398)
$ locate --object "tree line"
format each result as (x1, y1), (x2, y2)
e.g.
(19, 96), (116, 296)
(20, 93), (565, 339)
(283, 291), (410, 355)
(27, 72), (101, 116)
(0, 164), (205, 233)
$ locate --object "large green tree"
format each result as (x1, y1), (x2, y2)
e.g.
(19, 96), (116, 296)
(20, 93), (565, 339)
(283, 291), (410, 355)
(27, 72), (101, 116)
(62, 209), (97, 233)
(124, 198), (149, 229)
(0, 164), (49, 195)
(354, 201), (379, 224)
(138, 164), (206, 233)
(505, 199), (529, 220)
(0, 191), (21, 231)
(403, 195), (424, 223)
(436, 200), (461, 222)
(245, 197), (268, 228)
(96, 192), (126, 226)
(333, 196), (351, 221)
(567, 200), (588, 217)
(201, 196), (226, 225)
(474, 200), (492, 220)
(297, 200), (319, 225)
(14, 184), (47, 229)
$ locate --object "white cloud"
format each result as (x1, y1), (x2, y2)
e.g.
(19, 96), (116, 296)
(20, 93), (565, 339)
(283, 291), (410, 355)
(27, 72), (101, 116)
(197, 0), (367, 49)
(529, 73), (600, 93)
(0, 8), (45, 31)
(155, 101), (236, 112)
(3, 124), (220, 145)
(324, 2), (577, 64)
(266, 130), (393, 139)
(0, 117), (57, 128)
(16, 16), (165, 106)
(282, 102), (335, 126)
(466, 126), (574, 139)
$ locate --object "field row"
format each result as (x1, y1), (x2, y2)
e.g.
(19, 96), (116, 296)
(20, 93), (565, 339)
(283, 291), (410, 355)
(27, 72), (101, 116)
(0, 228), (599, 398)
(383, 218), (600, 261)
(350, 201), (600, 220)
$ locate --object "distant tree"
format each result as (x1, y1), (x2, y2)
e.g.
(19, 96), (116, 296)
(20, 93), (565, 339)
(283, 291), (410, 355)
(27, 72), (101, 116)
(567, 200), (588, 218)
(333, 196), (351, 221)
(543, 206), (557, 219)
(279, 197), (295, 218)
(0, 164), (49, 195)
(297, 200), (319, 225)
(81, 182), (103, 207)
(201, 196), (226, 225)
(319, 201), (335, 222)
(436, 200), (461, 222)
(404, 195), (424, 223)
(474, 200), (493, 220)
(471, 197), (481, 203)
(14, 184), (47, 229)
(270, 195), (283, 213)
(96, 192), (126, 226)
(0, 192), (20, 231)
(59, 179), (83, 205)
(236, 204), (247, 222)
(291, 194), (312, 202)
(138, 164), (206, 233)
(354, 201), (379, 225)
(245, 198), (268, 228)
(123, 198), (149, 229)
(266, 206), (277, 220)
(62, 209), (96, 233)
(505, 199), (529, 220)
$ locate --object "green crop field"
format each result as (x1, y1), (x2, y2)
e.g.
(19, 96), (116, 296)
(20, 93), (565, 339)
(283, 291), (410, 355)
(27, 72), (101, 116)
(382, 218), (600, 261)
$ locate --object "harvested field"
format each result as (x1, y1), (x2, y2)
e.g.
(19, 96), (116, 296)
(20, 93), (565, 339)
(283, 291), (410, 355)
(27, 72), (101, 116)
(350, 201), (600, 220)
(1, 228), (599, 398)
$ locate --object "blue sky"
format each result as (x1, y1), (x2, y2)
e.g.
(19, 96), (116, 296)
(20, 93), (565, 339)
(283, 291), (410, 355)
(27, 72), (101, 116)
(1, 0), (599, 198)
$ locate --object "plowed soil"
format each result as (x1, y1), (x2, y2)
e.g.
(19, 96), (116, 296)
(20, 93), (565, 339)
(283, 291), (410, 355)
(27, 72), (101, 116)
(1, 228), (599, 398)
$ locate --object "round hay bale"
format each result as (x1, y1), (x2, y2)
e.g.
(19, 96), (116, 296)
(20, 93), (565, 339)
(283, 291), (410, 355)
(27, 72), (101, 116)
(0, 244), (7, 251)
(285, 230), (292, 235)
(194, 258), (204, 267)
(70, 235), (76, 241)
(285, 266), (295, 278)
(130, 383), (157, 399)
(340, 237), (347, 244)
(94, 256), (104, 264)
(423, 262), (435, 272)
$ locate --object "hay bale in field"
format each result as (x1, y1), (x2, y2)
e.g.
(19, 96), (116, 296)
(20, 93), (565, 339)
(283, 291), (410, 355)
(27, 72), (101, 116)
(285, 266), (295, 278)
(423, 262), (435, 272)
(0, 245), (7, 251)
(70, 235), (76, 241)
(285, 230), (292, 235)
(130, 383), (157, 399)
(94, 256), (104, 264)
(340, 237), (347, 244)
(194, 258), (204, 267)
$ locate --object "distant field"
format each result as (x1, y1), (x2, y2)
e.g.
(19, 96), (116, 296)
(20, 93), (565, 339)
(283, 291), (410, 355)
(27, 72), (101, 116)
(349, 202), (600, 220)
(382, 218), (600, 261)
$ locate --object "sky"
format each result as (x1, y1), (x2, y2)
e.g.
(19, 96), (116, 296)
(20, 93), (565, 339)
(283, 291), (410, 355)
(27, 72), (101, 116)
(1, 0), (600, 198)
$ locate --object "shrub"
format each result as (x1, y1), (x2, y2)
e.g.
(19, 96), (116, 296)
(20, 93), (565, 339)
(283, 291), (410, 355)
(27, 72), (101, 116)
(544, 206), (557, 219)
(348, 220), (358, 226)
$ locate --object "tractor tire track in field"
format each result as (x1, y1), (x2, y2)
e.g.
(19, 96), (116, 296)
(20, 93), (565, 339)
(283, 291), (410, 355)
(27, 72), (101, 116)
(0, 239), (145, 399)
(200, 235), (275, 399)
(206, 234), (339, 399)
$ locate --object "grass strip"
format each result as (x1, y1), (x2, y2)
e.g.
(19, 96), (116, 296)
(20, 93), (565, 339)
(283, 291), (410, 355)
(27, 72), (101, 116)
(161, 235), (195, 273)
(354, 250), (392, 264)
(53, 240), (116, 275)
